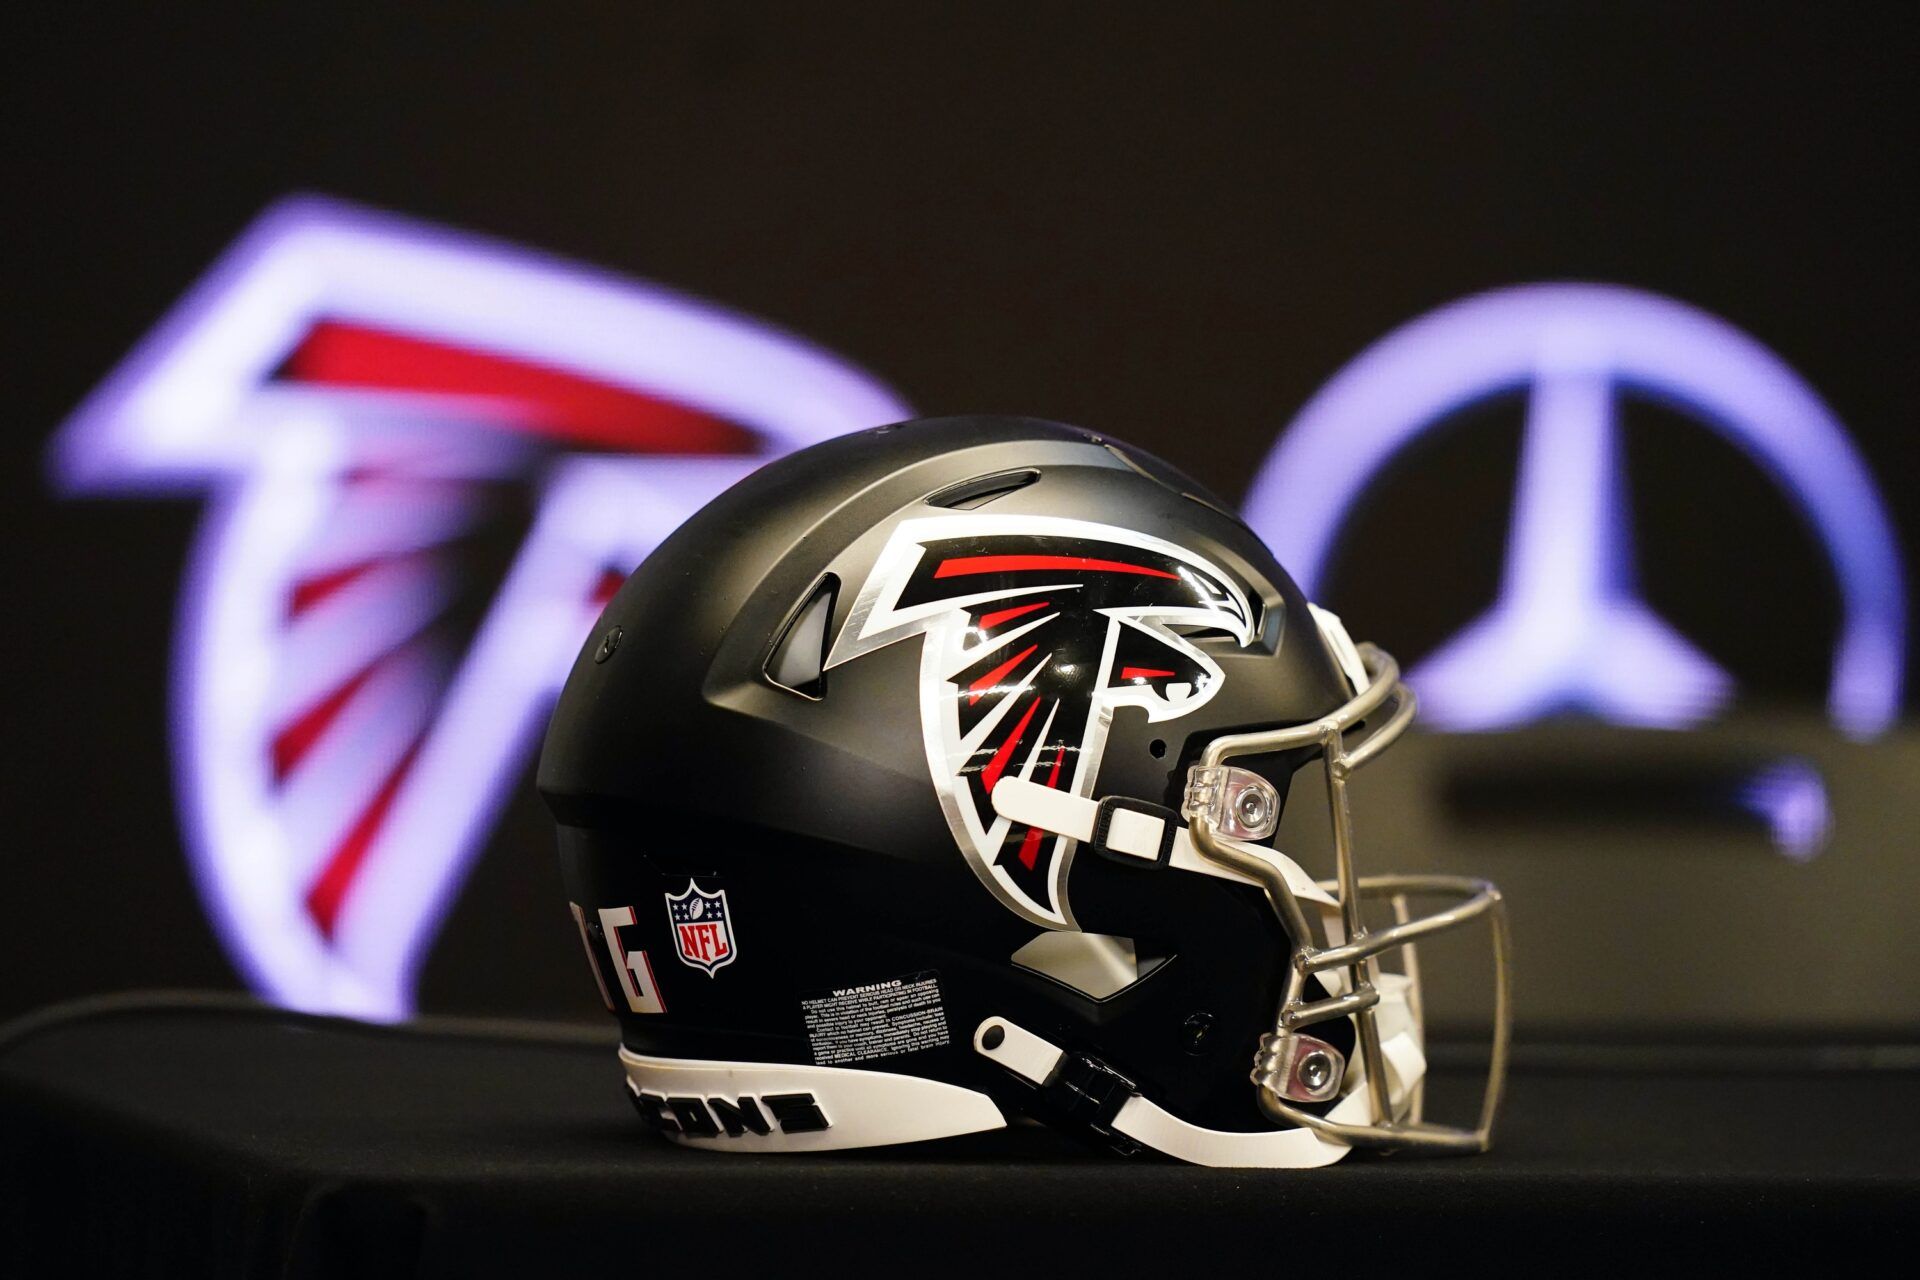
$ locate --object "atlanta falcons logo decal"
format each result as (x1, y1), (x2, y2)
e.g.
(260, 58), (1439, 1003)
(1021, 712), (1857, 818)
(828, 514), (1257, 928)
(47, 196), (908, 1018)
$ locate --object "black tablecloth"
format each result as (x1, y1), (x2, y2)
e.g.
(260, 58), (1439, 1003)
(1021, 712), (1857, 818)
(1, 993), (1912, 1276)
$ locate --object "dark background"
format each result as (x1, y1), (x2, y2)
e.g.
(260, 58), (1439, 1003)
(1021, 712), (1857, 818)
(3, 5), (1914, 1025)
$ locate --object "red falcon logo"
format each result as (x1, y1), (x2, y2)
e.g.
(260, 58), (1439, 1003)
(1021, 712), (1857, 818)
(828, 515), (1256, 928)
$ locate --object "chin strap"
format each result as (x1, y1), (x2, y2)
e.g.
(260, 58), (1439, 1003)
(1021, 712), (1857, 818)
(971, 1015), (1425, 1169)
(991, 775), (1338, 907)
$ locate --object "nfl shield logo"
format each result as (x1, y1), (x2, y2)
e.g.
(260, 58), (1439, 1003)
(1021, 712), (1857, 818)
(665, 882), (737, 976)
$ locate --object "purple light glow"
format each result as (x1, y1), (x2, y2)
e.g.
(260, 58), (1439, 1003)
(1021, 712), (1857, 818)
(1242, 284), (1905, 740)
(50, 196), (911, 1018)
(1737, 759), (1831, 863)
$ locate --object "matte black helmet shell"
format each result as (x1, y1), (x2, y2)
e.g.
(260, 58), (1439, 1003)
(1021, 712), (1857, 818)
(539, 415), (1367, 1146)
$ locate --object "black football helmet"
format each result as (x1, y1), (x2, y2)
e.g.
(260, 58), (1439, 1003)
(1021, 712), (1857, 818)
(539, 416), (1510, 1166)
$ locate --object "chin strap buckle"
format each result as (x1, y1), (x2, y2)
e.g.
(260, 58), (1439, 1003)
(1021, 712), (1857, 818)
(973, 1017), (1142, 1155)
(1046, 1052), (1136, 1129)
(1090, 795), (1180, 868)
(1046, 1053), (1143, 1156)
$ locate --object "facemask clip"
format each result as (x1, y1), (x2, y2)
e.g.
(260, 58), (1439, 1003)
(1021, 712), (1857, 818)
(1253, 1032), (1347, 1105)
(1183, 765), (1280, 841)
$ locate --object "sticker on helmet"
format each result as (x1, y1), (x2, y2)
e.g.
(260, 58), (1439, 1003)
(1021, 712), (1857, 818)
(665, 881), (737, 976)
(569, 901), (667, 1013)
(800, 971), (951, 1065)
(629, 1088), (831, 1138)
(828, 514), (1257, 928)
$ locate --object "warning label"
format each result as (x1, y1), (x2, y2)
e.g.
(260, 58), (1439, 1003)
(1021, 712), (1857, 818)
(801, 971), (951, 1065)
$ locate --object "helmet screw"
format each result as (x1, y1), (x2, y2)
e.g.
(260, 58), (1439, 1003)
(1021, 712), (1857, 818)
(1234, 788), (1269, 828)
(593, 626), (624, 664)
(1297, 1049), (1334, 1093)
(1181, 1012), (1215, 1055)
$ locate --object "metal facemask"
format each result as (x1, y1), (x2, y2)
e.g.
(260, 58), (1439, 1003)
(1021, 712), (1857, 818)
(981, 609), (1512, 1168)
(1186, 632), (1512, 1156)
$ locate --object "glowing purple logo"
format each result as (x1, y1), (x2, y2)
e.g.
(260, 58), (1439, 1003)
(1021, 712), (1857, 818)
(48, 196), (910, 1018)
(1244, 284), (1905, 743)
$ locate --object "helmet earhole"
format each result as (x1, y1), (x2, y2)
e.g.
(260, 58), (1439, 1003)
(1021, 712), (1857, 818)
(1148, 739), (1167, 758)
(1181, 1012), (1214, 1055)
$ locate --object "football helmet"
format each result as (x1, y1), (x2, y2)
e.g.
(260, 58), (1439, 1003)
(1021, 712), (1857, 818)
(539, 416), (1510, 1167)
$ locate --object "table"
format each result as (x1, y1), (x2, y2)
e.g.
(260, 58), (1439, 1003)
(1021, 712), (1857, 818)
(1, 993), (1911, 1275)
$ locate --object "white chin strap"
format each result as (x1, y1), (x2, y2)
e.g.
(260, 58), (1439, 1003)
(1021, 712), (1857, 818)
(990, 776), (1337, 908)
(971, 1011), (1426, 1169)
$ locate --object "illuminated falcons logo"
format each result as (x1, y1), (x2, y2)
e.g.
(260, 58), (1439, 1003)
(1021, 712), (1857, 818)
(829, 515), (1256, 928)
(47, 195), (909, 1018)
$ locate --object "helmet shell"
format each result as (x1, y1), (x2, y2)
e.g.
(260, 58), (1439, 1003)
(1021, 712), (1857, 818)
(539, 416), (1355, 1137)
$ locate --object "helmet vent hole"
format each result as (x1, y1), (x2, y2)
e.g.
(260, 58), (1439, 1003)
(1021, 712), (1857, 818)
(925, 469), (1040, 510)
(765, 575), (838, 699)
(1149, 739), (1167, 758)
(1011, 932), (1166, 1000)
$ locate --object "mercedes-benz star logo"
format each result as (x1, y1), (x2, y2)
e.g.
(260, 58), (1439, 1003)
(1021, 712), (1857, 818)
(1243, 283), (1905, 742)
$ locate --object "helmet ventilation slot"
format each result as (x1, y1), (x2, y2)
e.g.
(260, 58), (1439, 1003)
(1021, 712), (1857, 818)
(1011, 931), (1169, 1000)
(765, 575), (838, 699)
(925, 468), (1040, 510)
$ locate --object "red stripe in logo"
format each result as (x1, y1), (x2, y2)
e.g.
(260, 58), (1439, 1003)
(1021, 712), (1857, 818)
(969, 644), (1040, 704)
(977, 600), (1050, 630)
(979, 696), (1043, 794)
(304, 738), (425, 936)
(283, 320), (759, 455)
(935, 554), (1178, 580)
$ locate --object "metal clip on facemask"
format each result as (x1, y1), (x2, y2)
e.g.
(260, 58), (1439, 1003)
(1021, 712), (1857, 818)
(1254, 1031), (1346, 1105)
(1184, 765), (1280, 841)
